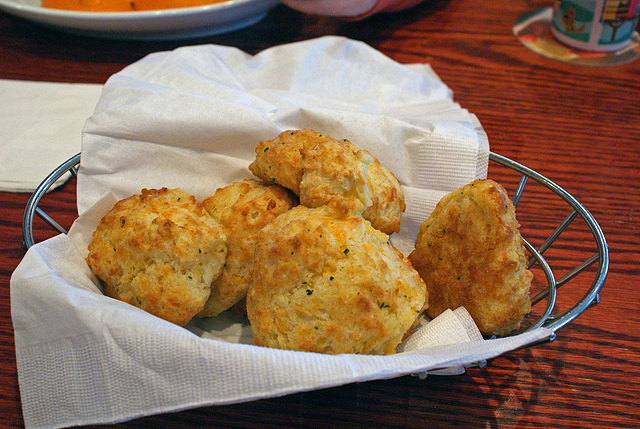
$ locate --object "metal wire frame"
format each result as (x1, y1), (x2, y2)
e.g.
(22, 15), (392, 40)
(490, 152), (608, 335)
(22, 153), (81, 251)
(22, 152), (609, 338)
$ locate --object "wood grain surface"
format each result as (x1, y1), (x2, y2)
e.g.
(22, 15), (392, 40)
(1, 0), (639, 427)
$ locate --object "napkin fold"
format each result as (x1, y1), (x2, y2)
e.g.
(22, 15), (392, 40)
(0, 80), (103, 192)
(11, 37), (551, 429)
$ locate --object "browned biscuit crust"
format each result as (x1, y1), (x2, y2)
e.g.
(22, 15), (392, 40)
(361, 159), (405, 235)
(246, 205), (427, 355)
(408, 179), (532, 335)
(197, 179), (298, 317)
(249, 129), (405, 234)
(86, 188), (227, 326)
(249, 129), (335, 195)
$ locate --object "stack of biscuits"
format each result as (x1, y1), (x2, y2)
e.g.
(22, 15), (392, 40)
(87, 128), (532, 356)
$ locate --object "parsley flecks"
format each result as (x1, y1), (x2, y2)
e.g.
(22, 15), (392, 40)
(264, 147), (269, 152)
(343, 248), (350, 255)
(306, 289), (313, 295)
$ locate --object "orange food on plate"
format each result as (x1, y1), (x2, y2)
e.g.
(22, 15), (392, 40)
(42, 0), (229, 12)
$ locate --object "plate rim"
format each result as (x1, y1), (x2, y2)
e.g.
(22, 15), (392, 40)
(0, 0), (280, 39)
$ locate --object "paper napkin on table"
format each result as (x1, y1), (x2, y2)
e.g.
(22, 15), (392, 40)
(0, 79), (103, 192)
(10, 36), (553, 429)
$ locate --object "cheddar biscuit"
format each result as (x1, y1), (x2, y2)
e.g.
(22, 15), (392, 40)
(249, 128), (336, 195)
(249, 129), (405, 234)
(197, 179), (298, 317)
(246, 204), (427, 355)
(408, 179), (532, 335)
(86, 188), (227, 326)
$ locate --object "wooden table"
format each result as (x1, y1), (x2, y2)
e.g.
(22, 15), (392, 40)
(1, 0), (639, 427)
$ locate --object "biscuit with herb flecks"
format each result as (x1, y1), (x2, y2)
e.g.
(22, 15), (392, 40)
(247, 204), (427, 355)
(197, 179), (298, 318)
(249, 129), (405, 234)
(86, 188), (227, 326)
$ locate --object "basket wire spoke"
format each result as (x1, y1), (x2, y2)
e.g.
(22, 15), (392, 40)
(511, 174), (528, 208)
(34, 207), (68, 235)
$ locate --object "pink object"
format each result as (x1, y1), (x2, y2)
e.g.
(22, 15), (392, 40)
(627, 0), (639, 19)
(354, 0), (424, 18)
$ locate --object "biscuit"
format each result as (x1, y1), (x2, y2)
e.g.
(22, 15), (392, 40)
(86, 188), (227, 326)
(249, 129), (336, 195)
(197, 179), (298, 317)
(249, 129), (405, 234)
(246, 204), (427, 355)
(408, 179), (532, 335)
(361, 160), (405, 236)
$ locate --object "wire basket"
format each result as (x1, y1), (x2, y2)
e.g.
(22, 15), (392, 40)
(22, 152), (609, 341)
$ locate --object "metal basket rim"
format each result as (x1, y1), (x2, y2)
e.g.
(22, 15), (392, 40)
(22, 151), (609, 336)
(488, 152), (608, 333)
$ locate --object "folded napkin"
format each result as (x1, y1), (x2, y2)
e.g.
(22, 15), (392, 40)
(0, 80), (103, 192)
(11, 36), (552, 429)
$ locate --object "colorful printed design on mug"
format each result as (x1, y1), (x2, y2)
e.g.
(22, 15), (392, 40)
(551, 0), (596, 42)
(599, 0), (640, 45)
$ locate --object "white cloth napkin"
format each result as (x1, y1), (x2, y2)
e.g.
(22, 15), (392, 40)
(0, 80), (103, 192)
(10, 37), (553, 429)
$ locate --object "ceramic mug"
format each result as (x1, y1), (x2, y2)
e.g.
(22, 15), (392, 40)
(550, 0), (640, 51)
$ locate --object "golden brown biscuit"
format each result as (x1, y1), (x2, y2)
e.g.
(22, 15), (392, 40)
(408, 179), (532, 336)
(249, 129), (335, 195)
(361, 160), (405, 235)
(299, 136), (372, 215)
(246, 204), (427, 355)
(86, 188), (227, 326)
(197, 179), (298, 318)
(249, 129), (405, 234)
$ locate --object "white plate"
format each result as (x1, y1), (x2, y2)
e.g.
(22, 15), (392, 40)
(0, 0), (279, 40)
